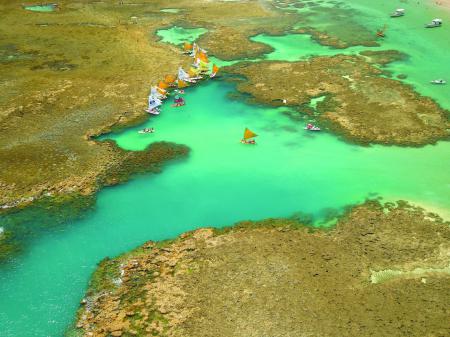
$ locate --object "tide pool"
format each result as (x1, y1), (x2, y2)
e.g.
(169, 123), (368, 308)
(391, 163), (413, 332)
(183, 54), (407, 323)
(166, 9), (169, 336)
(156, 26), (207, 46)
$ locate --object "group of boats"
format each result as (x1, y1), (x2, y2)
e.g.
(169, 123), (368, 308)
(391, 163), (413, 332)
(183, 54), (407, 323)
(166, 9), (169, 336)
(140, 42), (220, 134)
(380, 9), (446, 85)
(389, 8), (443, 28)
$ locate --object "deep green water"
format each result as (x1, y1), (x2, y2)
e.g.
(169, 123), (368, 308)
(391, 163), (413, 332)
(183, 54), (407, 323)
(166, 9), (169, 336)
(0, 1), (449, 337)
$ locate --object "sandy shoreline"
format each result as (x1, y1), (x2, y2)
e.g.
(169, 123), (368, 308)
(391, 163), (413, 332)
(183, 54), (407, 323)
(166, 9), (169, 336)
(431, 0), (450, 10)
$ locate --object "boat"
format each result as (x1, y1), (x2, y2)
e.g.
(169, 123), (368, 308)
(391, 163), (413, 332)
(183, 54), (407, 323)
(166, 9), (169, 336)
(304, 123), (321, 131)
(172, 95), (185, 107)
(425, 18), (442, 28)
(390, 8), (405, 17)
(376, 24), (387, 37)
(138, 128), (155, 134)
(164, 74), (177, 87)
(241, 128), (257, 144)
(145, 108), (160, 115)
(178, 66), (197, 83)
(147, 94), (162, 114)
(210, 64), (220, 78)
(430, 79), (446, 84)
(151, 86), (166, 99)
(183, 42), (192, 54)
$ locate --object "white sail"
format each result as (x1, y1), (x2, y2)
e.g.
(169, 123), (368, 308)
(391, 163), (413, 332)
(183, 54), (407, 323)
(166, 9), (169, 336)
(148, 95), (162, 109)
(151, 86), (165, 99)
(178, 67), (190, 81)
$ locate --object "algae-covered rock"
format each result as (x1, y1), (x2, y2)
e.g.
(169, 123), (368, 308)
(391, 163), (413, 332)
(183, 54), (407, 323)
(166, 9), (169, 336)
(227, 55), (449, 145)
(74, 202), (450, 337)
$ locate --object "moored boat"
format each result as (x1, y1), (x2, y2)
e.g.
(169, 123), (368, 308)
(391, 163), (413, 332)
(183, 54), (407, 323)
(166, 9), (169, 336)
(425, 19), (442, 28)
(138, 128), (155, 134)
(304, 123), (321, 131)
(430, 79), (446, 84)
(390, 9), (405, 17)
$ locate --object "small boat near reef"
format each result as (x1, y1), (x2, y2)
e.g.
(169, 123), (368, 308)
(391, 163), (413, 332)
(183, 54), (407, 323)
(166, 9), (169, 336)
(425, 18), (442, 28)
(146, 108), (160, 115)
(172, 95), (185, 107)
(376, 24), (387, 38)
(430, 79), (446, 84)
(305, 123), (321, 131)
(390, 8), (405, 17)
(138, 128), (155, 134)
(241, 128), (257, 144)
(210, 64), (220, 78)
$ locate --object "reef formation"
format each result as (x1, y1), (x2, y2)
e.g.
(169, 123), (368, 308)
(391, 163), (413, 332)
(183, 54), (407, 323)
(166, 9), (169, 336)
(74, 201), (450, 337)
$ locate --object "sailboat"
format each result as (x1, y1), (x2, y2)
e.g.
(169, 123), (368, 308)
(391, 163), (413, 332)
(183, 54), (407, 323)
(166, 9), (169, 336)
(183, 42), (193, 54)
(178, 66), (197, 83)
(210, 64), (219, 78)
(376, 24), (387, 37)
(241, 128), (257, 144)
(146, 95), (162, 115)
(151, 86), (166, 99)
(164, 74), (177, 87)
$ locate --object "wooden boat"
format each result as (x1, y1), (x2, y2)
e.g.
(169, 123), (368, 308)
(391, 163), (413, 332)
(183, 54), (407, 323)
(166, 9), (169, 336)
(376, 25), (387, 38)
(241, 128), (257, 144)
(172, 95), (185, 107)
(183, 42), (193, 54)
(138, 128), (155, 134)
(210, 64), (220, 78)
(305, 123), (321, 131)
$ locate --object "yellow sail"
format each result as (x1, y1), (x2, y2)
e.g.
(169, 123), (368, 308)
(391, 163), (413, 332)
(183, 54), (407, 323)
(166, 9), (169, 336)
(188, 67), (200, 77)
(177, 79), (188, 88)
(243, 128), (257, 140)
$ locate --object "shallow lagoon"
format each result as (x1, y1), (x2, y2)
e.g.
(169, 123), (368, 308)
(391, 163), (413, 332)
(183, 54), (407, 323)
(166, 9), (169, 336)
(1, 1), (449, 336)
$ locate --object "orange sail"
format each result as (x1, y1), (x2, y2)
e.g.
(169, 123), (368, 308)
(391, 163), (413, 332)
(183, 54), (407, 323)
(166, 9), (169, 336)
(184, 42), (192, 51)
(212, 64), (219, 74)
(158, 81), (169, 89)
(177, 79), (188, 88)
(198, 51), (209, 63)
(165, 74), (176, 83)
(243, 128), (257, 140)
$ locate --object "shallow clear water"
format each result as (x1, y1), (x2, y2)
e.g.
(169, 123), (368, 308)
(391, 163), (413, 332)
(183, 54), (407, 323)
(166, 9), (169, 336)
(156, 26), (207, 45)
(23, 4), (56, 12)
(1, 1), (449, 337)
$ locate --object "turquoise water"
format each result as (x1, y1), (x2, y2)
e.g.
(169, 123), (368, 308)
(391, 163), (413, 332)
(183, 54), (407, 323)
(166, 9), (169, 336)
(23, 4), (57, 12)
(1, 1), (450, 337)
(156, 26), (207, 45)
